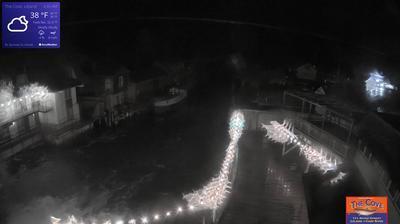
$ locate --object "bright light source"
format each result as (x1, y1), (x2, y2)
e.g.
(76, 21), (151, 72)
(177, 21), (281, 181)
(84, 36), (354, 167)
(141, 217), (148, 224)
(50, 216), (61, 224)
(263, 120), (342, 174)
(115, 220), (124, 224)
(183, 111), (245, 210)
(330, 172), (347, 184)
(365, 71), (396, 98)
(49, 111), (246, 224)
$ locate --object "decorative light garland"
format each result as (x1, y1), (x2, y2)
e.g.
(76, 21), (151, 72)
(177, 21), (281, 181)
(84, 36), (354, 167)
(0, 83), (48, 109)
(50, 204), (194, 224)
(50, 111), (245, 224)
(262, 120), (342, 175)
(183, 110), (244, 210)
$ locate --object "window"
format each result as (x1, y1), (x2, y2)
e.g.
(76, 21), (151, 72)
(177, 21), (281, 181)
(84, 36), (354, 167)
(65, 88), (72, 99)
(116, 95), (120, 105)
(66, 99), (73, 120)
(118, 75), (124, 88)
(105, 78), (112, 92)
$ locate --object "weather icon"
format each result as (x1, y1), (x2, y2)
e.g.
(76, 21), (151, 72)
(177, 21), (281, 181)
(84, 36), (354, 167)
(7, 16), (29, 32)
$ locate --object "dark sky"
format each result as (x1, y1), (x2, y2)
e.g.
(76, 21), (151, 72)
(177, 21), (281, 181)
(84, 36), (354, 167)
(58, 1), (400, 63)
(3, 0), (400, 74)
(62, 0), (400, 42)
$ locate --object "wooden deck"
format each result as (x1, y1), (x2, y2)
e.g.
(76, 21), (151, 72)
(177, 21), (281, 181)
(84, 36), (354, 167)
(219, 131), (309, 224)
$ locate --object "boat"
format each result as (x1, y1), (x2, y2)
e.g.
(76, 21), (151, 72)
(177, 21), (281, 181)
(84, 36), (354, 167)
(154, 88), (187, 113)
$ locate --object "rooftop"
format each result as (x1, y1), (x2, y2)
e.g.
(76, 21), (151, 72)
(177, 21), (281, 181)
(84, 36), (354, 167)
(130, 67), (168, 83)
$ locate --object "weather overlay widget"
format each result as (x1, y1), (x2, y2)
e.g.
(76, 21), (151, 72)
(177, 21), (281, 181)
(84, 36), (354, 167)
(2, 2), (60, 48)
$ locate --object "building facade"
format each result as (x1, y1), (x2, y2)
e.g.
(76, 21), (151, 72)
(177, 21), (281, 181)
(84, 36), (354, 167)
(79, 65), (130, 127)
(0, 72), (83, 159)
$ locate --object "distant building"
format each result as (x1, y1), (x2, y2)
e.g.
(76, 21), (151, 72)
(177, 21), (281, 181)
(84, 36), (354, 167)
(127, 67), (171, 104)
(365, 71), (395, 98)
(78, 64), (130, 126)
(296, 63), (317, 81)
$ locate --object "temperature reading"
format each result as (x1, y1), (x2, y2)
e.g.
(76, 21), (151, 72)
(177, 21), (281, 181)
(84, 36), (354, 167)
(30, 11), (39, 19)
(30, 11), (48, 19)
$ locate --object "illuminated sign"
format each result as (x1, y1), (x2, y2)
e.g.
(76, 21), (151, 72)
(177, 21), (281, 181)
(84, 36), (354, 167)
(2, 2), (60, 48)
(346, 196), (388, 224)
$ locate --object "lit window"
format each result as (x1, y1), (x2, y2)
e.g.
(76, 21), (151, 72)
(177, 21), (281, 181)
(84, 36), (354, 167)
(118, 75), (124, 88)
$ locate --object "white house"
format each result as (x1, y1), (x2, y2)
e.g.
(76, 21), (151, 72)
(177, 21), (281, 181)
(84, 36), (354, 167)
(39, 86), (80, 129)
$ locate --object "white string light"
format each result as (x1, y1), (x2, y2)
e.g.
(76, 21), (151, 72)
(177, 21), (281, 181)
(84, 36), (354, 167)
(330, 172), (347, 184)
(183, 110), (245, 210)
(0, 83), (49, 120)
(50, 111), (245, 224)
(262, 120), (342, 175)
(140, 217), (148, 224)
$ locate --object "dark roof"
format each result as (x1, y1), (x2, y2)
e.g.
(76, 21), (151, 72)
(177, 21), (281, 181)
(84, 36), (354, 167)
(130, 67), (167, 83)
(24, 60), (82, 91)
(27, 71), (82, 92)
(91, 63), (130, 77)
(0, 52), (83, 91)
(290, 91), (366, 117)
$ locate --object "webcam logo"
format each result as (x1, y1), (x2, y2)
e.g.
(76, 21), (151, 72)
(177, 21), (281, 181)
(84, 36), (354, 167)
(7, 16), (29, 32)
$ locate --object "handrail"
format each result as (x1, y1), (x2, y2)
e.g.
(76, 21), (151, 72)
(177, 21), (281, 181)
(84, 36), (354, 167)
(0, 104), (52, 127)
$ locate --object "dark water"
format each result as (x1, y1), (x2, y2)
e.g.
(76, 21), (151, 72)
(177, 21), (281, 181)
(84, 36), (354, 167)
(0, 73), (233, 223)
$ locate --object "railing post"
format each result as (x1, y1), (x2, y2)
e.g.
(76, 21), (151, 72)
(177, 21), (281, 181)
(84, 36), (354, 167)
(380, 169), (385, 180)
(212, 208), (216, 223)
(347, 120), (354, 143)
(282, 143), (286, 156)
(387, 180), (392, 191)
(282, 91), (286, 105)
(304, 162), (311, 174)
(322, 110), (327, 129)
(394, 190), (400, 202)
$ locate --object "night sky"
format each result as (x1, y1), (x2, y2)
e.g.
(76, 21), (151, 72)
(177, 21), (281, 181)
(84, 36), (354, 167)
(1, 1), (400, 224)
(57, 0), (400, 69)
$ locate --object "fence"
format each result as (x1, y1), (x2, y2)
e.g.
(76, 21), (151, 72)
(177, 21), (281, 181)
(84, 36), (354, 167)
(241, 109), (348, 158)
(282, 91), (400, 218)
(283, 91), (355, 143)
(0, 102), (52, 127)
(292, 118), (349, 158)
(355, 140), (400, 219)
